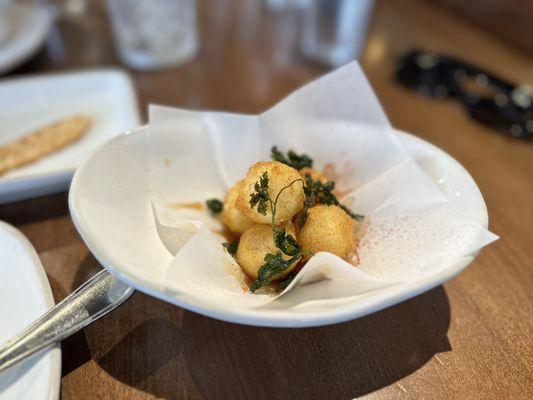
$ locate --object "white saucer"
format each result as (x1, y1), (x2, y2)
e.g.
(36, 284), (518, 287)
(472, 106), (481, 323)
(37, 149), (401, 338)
(69, 126), (488, 327)
(0, 222), (60, 400)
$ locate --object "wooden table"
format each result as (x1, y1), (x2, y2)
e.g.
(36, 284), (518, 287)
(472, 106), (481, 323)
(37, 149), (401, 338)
(1, 0), (532, 398)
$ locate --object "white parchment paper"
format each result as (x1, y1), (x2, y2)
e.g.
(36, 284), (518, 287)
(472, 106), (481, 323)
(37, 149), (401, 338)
(147, 62), (498, 309)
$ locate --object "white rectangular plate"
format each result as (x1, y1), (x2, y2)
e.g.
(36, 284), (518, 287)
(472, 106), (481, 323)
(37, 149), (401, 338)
(0, 69), (141, 203)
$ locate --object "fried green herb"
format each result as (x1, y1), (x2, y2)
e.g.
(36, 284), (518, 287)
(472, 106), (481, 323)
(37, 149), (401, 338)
(250, 226), (308, 292)
(271, 146), (313, 170)
(250, 252), (301, 292)
(222, 240), (239, 256)
(248, 172), (304, 228)
(295, 209), (309, 229)
(300, 174), (365, 224)
(206, 198), (223, 214)
(249, 172), (270, 216)
(340, 204), (365, 221)
(274, 228), (301, 257)
(303, 174), (336, 206)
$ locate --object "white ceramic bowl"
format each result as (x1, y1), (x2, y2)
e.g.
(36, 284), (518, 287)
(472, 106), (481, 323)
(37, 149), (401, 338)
(69, 126), (487, 327)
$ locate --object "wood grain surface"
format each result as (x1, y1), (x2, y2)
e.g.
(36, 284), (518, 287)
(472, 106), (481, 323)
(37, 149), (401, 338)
(1, 0), (532, 399)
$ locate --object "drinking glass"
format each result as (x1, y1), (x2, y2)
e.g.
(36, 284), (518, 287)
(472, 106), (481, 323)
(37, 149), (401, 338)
(106, 0), (198, 70)
(299, 0), (374, 67)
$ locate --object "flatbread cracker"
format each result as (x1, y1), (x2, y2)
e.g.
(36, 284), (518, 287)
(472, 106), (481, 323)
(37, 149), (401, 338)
(0, 115), (92, 175)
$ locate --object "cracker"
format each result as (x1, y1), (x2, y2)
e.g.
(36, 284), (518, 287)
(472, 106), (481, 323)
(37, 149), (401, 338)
(0, 115), (92, 175)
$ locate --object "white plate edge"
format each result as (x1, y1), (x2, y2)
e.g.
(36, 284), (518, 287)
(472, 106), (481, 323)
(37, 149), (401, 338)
(0, 221), (61, 399)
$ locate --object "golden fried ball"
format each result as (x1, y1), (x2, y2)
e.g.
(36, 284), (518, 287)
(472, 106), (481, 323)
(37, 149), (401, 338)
(298, 204), (357, 259)
(236, 223), (298, 280)
(236, 161), (305, 225)
(299, 167), (328, 183)
(220, 180), (254, 235)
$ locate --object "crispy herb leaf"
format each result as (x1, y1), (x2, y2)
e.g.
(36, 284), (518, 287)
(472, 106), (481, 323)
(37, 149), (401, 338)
(302, 174), (364, 221)
(304, 174), (336, 205)
(222, 240), (239, 256)
(270, 146), (287, 164)
(274, 228), (301, 256)
(339, 204), (365, 221)
(295, 209), (309, 229)
(271, 146), (313, 170)
(287, 150), (313, 170)
(250, 252), (298, 292)
(249, 171), (270, 215)
(206, 198), (223, 214)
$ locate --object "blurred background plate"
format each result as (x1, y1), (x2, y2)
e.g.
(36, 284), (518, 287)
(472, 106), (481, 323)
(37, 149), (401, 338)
(0, 221), (60, 400)
(0, 2), (53, 74)
(0, 69), (141, 204)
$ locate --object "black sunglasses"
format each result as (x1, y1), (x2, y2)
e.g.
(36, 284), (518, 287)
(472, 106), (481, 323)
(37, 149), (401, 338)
(395, 50), (533, 140)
